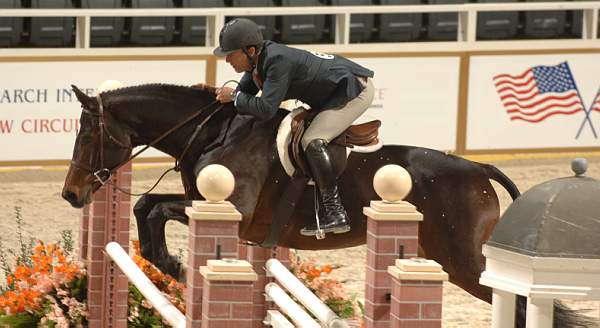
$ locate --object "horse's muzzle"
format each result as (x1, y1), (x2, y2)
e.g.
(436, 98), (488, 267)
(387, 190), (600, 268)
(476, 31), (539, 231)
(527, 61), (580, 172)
(62, 189), (85, 208)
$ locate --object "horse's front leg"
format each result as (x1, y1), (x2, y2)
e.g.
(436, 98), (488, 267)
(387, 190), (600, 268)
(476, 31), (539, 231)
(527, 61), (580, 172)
(146, 199), (190, 280)
(133, 194), (186, 262)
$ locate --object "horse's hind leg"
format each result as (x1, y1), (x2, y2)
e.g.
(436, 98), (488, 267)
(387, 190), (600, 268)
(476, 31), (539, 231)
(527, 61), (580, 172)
(146, 199), (190, 279)
(133, 194), (186, 262)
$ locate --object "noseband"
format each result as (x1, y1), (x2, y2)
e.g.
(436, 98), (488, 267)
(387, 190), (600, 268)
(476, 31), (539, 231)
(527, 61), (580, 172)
(71, 93), (224, 195)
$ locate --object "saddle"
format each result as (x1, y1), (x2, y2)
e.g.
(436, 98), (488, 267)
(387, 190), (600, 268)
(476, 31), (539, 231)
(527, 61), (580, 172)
(289, 109), (381, 178)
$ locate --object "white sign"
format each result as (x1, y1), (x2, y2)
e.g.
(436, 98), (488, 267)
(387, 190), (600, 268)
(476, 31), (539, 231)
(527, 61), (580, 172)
(217, 56), (460, 151)
(353, 57), (459, 151)
(467, 54), (600, 150)
(0, 60), (206, 162)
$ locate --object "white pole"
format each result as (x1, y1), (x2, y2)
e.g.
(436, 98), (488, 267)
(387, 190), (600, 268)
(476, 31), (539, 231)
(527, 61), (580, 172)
(266, 259), (349, 328)
(491, 289), (516, 328)
(265, 283), (321, 328)
(526, 297), (554, 328)
(105, 242), (186, 328)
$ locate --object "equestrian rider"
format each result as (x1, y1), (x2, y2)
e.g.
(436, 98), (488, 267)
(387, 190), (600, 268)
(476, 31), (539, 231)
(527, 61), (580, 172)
(214, 18), (375, 237)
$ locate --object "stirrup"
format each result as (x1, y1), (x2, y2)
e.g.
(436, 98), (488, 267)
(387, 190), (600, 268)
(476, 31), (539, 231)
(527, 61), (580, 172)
(314, 186), (325, 240)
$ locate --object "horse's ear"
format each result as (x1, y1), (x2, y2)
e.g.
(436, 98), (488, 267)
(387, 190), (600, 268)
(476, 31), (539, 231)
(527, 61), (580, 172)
(71, 84), (98, 111)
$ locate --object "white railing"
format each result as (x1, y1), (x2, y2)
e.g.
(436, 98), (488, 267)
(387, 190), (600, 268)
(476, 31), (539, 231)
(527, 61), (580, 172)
(264, 259), (349, 328)
(0, 3), (599, 56)
(105, 242), (186, 328)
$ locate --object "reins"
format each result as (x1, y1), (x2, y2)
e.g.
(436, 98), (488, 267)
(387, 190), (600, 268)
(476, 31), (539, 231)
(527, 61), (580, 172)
(75, 92), (225, 197)
(108, 99), (225, 196)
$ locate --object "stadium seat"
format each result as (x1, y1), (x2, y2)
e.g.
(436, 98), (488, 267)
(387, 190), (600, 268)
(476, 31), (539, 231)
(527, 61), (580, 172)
(29, 0), (74, 47)
(426, 0), (464, 41)
(570, 0), (597, 37)
(331, 0), (374, 43)
(231, 0), (276, 41)
(476, 0), (518, 40)
(180, 0), (225, 46)
(0, 0), (22, 47)
(523, 0), (566, 38)
(378, 0), (422, 42)
(279, 0), (325, 44)
(81, 0), (124, 47)
(129, 0), (175, 46)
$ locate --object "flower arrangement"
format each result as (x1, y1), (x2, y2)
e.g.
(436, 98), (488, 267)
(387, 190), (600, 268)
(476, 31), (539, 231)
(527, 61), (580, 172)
(289, 250), (364, 325)
(0, 208), (87, 328)
(128, 240), (186, 327)
(0, 207), (363, 327)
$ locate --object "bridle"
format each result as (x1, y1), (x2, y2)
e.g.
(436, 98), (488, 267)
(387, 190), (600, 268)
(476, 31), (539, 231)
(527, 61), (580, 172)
(71, 92), (225, 196)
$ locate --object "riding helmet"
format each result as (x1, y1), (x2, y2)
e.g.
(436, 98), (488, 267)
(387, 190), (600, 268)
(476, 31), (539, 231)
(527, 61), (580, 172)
(213, 18), (264, 57)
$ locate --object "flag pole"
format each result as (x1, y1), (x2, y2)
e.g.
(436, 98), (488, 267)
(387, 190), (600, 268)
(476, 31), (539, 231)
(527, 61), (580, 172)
(565, 62), (598, 139)
(575, 86), (600, 139)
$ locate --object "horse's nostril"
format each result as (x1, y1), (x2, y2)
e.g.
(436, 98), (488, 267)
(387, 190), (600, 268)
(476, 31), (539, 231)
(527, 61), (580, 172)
(62, 190), (78, 204)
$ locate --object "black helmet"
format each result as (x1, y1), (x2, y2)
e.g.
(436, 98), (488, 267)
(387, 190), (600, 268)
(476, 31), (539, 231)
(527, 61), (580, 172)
(213, 18), (264, 57)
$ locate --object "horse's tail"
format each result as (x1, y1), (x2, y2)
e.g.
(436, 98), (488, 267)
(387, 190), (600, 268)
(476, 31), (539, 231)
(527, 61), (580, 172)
(481, 164), (520, 200)
(516, 295), (598, 327)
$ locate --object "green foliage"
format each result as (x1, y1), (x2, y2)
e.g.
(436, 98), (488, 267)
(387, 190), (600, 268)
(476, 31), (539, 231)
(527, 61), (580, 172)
(0, 312), (41, 327)
(326, 298), (357, 319)
(12, 207), (33, 268)
(127, 285), (168, 328)
(0, 239), (13, 293)
(0, 207), (36, 293)
(58, 230), (74, 257)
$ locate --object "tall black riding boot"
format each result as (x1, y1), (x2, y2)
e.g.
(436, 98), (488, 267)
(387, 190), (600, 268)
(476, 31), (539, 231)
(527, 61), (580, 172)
(300, 139), (351, 236)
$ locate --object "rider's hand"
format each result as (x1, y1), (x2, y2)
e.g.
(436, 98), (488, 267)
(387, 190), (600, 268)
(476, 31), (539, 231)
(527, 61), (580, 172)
(216, 87), (236, 103)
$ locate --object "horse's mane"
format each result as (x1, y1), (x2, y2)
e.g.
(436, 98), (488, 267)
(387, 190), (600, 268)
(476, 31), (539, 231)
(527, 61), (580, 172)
(102, 83), (217, 104)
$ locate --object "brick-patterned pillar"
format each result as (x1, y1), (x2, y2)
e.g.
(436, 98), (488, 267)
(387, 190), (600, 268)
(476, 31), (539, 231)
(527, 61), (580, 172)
(363, 200), (423, 328)
(388, 259), (448, 328)
(247, 246), (291, 328)
(247, 246), (271, 328)
(86, 162), (132, 328)
(79, 205), (90, 261)
(185, 200), (242, 328)
(273, 247), (290, 266)
(200, 259), (257, 327)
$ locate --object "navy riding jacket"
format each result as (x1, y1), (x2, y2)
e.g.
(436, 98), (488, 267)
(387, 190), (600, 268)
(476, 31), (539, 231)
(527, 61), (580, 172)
(234, 41), (374, 121)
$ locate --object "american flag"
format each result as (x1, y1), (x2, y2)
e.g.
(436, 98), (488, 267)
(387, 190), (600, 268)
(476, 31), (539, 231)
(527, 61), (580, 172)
(591, 89), (600, 114)
(493, 62), (585, 123)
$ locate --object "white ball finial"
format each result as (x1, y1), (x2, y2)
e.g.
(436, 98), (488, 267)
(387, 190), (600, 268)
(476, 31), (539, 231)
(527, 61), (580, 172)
(98, 80), (124, 94)
(373, 164), (412, 203)
(196, 164), (235, 202)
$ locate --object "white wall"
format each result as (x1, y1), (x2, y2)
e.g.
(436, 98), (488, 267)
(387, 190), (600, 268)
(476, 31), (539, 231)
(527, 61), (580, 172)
(0, 60), (206, 161)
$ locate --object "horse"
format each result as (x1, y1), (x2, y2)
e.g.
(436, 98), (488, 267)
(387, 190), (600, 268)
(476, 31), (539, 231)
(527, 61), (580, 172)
(62, 83), (592, 327)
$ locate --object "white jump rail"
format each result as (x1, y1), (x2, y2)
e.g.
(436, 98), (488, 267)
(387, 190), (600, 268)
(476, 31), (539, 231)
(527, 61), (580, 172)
(105, 242), (186, 328)
(265, 258), (349, 328)
(0, 2), (598, 57)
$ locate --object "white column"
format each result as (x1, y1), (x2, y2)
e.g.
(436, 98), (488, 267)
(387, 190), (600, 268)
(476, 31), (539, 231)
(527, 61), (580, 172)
(491, 289), (516, 328)
(526, 297), (554, 328)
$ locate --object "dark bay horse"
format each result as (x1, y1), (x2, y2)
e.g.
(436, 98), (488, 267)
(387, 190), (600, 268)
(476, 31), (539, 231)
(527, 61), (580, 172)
(62, 84), (591, 327)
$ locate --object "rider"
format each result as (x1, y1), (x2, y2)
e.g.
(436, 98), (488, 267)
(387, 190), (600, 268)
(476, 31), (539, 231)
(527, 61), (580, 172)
(214, 18), (375, 236)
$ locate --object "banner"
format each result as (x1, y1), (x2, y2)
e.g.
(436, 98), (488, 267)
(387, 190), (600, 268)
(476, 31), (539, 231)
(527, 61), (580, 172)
(467, 54), (600, 150)
(0, 60), (206, 162)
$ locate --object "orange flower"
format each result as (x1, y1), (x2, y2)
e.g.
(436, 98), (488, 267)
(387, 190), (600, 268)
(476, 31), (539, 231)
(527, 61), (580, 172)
(321, 265), (332, 274)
